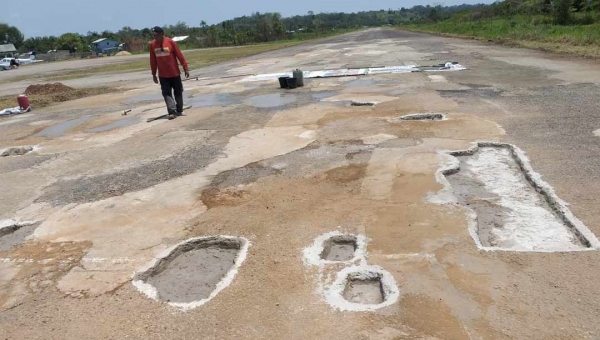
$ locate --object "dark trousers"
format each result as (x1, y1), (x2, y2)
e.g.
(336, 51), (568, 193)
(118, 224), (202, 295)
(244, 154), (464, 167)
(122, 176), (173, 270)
(159, 75), (184, 114)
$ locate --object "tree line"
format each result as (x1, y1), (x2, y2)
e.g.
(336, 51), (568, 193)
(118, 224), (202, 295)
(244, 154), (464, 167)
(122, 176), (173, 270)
(1, 5), (475, 54)
(418, 0), (600, 26)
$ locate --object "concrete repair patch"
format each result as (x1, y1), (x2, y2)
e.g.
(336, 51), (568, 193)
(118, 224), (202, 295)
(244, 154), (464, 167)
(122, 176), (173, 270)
(430, 142), (600, 252)
(594, 129), (600, 137)
(303, 231), (368, 266)
(132, 236), (249, 311)
(325, 265), (400, 312)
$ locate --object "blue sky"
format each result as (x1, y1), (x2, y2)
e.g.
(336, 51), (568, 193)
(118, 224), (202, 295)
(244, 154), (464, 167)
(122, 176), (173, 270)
(1, 0), (487, 38)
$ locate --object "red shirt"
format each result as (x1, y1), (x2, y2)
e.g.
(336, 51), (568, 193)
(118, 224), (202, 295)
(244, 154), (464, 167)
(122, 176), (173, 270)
(149, 37), (188, 79)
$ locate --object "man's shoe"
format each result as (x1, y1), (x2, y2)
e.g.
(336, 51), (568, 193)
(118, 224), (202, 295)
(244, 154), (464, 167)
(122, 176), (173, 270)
(168, 113), (177, 120)
(176, 111), (183, 116)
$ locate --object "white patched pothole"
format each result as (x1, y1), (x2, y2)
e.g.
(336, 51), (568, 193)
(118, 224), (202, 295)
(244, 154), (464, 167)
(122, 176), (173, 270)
(594, 129), (600, 137)
(132, 236), (250, 311)
(325, 265), (400, 312)
(430, 142), (600, 252)
(303, 231), (400, 312)
(303, 231), (368, 266)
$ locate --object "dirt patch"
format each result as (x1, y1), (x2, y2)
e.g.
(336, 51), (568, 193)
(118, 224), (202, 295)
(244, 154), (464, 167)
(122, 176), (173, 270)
(343, 277), (384, 305)
(320, 235), (358, 261)
(25, 83), (74, 96)
(200, 187), (251, 209)
(0, 241), (90, 310)
(134, 236), (248, 307)
(325, 164), (367, 183)
(0, 84), (117, 110)
(1, 146), (33, 157)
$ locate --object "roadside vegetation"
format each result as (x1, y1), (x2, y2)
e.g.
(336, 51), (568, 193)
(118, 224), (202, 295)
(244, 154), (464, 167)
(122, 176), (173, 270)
(1, 8), (471, 54)
(405, 0), (600, 58)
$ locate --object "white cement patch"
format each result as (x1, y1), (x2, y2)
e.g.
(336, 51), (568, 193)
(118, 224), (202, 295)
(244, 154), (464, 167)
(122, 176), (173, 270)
(324, 265), (400, 312)
(132, 236), (250, 311)
(468, 148), (581, 251)
(429, 142), (600, 252)
(594, 129), (600, 137)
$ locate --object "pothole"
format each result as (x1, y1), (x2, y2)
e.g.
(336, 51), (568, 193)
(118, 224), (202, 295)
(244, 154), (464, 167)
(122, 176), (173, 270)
(133, 236), (250, 310)
(320, 235), (358, 261)
(303, 231), (367, 266)
(1, 146), (33, 157)
(398, 113), (445, 121)
(351, 101), (376, 107)
(435, 142), (600, 252)
(326, 265), (400, 311)
(343, 276), (384, 305)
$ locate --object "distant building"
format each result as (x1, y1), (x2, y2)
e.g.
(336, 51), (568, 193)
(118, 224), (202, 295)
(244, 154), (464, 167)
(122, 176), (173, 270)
(0, 44), (17, 58)
(91, 38), (120, 55)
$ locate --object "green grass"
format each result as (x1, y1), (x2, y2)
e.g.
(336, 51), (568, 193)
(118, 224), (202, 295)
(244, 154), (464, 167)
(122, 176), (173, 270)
(405, 15), (600, 58)
(44, 40), (305, 81)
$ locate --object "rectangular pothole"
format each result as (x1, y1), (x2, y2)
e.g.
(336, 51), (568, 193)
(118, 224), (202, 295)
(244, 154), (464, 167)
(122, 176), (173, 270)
(343, 278), (385, 305)
(447, 146), (590, 251)
(320, 235), (358, 261)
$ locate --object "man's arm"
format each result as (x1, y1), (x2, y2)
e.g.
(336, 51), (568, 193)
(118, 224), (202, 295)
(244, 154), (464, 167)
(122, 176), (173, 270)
(172, 41), (189, 77)
(149, 42), (158, 83)
(149, 42), (158, 76)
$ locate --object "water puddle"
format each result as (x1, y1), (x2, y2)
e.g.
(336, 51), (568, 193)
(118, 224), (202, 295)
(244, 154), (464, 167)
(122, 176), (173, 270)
(188, 93), (240, 107)
(311, 92), (338, 101)
(447, 146), (591, 251)
(35, 116), (93, 138)
(243, 93), (297, 108)
(87, 116), (140, 133)
(125, 92), (191, 104)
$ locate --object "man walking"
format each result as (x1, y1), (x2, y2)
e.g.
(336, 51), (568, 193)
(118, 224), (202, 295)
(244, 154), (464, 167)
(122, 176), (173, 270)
(149, 26), (190, 120)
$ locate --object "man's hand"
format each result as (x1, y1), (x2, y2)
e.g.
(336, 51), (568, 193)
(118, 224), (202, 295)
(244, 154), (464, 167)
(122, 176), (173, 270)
(152, 75), (158, 84)
(184, 70), (190, 79)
